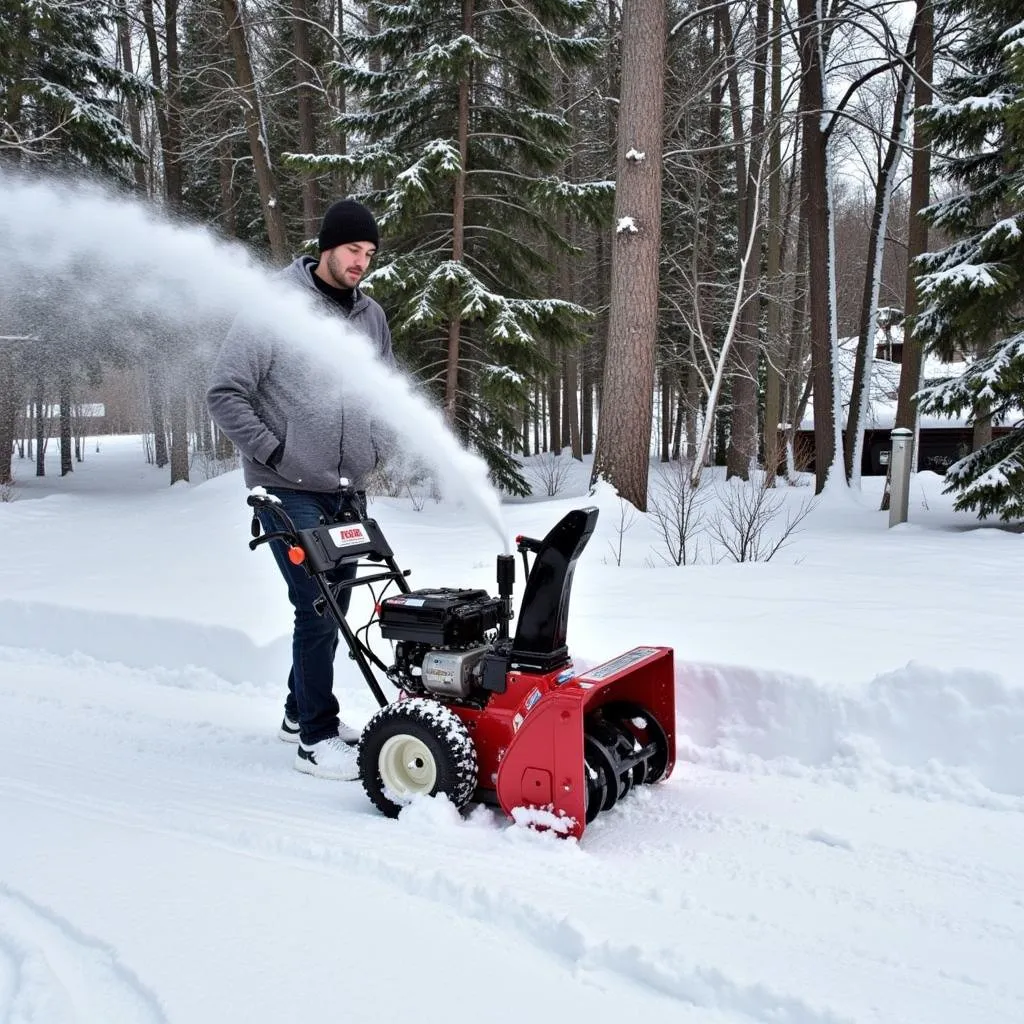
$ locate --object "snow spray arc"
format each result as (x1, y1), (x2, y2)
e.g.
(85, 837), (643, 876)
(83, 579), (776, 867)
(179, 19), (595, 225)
(0, 171), (510, 549)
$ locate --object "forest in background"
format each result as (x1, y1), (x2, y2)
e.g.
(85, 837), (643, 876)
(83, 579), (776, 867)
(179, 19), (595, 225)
(1, 0), (1022, 518)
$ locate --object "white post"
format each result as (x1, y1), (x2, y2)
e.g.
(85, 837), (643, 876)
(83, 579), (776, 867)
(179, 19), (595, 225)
(889, 427), (913, 527)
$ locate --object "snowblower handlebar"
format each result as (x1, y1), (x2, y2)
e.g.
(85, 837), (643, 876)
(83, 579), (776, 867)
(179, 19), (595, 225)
(246, 493), (299, 552)
(245, 480), (369, 553)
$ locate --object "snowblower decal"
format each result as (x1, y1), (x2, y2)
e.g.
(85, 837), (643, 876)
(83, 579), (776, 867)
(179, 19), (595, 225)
(327, 523), (370, 548)
(580, 647), (661, 682)
(524, 687), (542, 712)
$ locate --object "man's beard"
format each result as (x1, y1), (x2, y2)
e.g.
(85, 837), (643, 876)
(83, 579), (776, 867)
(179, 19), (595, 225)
(328, 252), (357, 288)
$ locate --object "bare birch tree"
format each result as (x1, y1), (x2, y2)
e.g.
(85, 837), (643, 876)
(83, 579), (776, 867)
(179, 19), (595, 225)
(844, 22), (918, 485)
(891, 0), (934, 483)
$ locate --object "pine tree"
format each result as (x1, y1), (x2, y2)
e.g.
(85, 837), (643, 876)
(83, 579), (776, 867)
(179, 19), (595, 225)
(288, 0), (610, 494)
(915, 0), (1024, 519)
(0, 0), (143, 171)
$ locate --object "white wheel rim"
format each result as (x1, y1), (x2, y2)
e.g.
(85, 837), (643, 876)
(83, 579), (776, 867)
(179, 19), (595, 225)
(378, 734), (437, 799)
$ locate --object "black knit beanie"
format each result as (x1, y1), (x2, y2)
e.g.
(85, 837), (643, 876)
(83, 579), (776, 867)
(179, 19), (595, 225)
(317, 199), (379, 252)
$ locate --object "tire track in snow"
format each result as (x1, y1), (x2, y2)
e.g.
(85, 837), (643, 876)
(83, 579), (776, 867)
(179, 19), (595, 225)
(8, 741), (1022, 984)
(331, 855), (856, 1024)
(0, 776), (851, 1024)
(0, 884), (169, 1024)
(4, 652), (1020, 1022)
(7, 752), (1022, 1017)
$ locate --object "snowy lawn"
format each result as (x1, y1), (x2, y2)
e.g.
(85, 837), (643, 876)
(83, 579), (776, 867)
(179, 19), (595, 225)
(1, 436), (1022, 1024)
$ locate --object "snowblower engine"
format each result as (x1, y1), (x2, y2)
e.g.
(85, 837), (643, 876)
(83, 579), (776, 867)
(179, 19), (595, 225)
(245, 484), (676, 839)
(377, 589), (504, 699)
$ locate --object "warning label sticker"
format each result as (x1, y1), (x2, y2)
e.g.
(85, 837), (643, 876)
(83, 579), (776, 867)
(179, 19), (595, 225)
(578, 647), (659, 682)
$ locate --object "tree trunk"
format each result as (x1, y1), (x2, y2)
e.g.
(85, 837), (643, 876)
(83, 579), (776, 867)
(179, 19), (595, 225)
(164, 0), (183, 206)
(0, 347), (18, 484)
(893, 1), (933, 454)
(59, 372), (72, 476)
(797, 0), (838, 493)
(562, 356), (581, 458)
(196, 382), (214, 456)
(659, 368), (671, 462)
(783, 208), (810, 466)
(218, 118), (237, 236)
(724, 0), (770, 481)
(141, 0), (183, 208)
(292, 0), (320, 239)
(547, 356), (561, 451)
(116, 0), (147, 192)
(533, 382), (542, 456)
(34, 378), (45, 477)
(685, 368), (698, 460)
(671, 384), (683, 460)
(762, 0), (784, 482)
(581, 359), (594, 454)
(845, 25), (916, 485)
(147, 360), (169, 468)
(169, 370), (189, 483)
(444, 0), (474, 428)
(973, 396), (993, 452)
(590, 0), (665, 511)
(688, 15), (725, 483)
(221, 0), (290, 262)
(560, 77), (583, 462)
(214, 423), (235, 460)
(142, 0), (189, 483)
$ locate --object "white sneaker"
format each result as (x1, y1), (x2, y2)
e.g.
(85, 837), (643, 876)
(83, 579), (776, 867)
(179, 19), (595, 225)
(337, 719), (362, 745)
(295, 736), (359, 781)
(281, 716), (359, 746)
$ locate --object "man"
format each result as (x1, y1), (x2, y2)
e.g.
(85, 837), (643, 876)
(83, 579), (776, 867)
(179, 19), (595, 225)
(207, 198), (395, 781)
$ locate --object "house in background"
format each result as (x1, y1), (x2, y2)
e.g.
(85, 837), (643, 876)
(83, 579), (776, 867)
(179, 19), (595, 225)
(795, 314), (1013, 476)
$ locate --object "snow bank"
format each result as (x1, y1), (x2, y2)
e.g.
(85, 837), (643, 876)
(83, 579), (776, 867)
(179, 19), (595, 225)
(0, 599), (288, 691)
(678, 660), (1024, 809)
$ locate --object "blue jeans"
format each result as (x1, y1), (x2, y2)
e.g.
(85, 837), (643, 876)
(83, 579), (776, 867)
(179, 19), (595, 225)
(258, 489), (359, 745)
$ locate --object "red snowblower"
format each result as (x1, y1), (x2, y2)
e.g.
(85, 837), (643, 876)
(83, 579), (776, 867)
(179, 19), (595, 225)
(246, 484), (676, 838)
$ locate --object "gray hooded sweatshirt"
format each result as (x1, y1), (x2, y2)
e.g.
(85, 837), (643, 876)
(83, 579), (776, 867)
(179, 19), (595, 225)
(206, 256), (395, 492)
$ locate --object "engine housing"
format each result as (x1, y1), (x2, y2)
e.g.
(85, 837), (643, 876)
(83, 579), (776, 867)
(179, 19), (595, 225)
(378, 588), (503, 646)
(420, 647), (490, 698)
(379, 587), (505, 698)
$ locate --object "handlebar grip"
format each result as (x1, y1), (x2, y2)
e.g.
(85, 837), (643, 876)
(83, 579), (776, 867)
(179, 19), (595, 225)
(249, 530), (292, 551)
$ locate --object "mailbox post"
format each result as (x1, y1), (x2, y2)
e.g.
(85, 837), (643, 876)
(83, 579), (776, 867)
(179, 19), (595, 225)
(889, 427), (913, 528)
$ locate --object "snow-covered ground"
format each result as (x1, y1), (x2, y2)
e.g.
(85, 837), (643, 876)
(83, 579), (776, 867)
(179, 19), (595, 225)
(1, 436), (1022, 1024)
